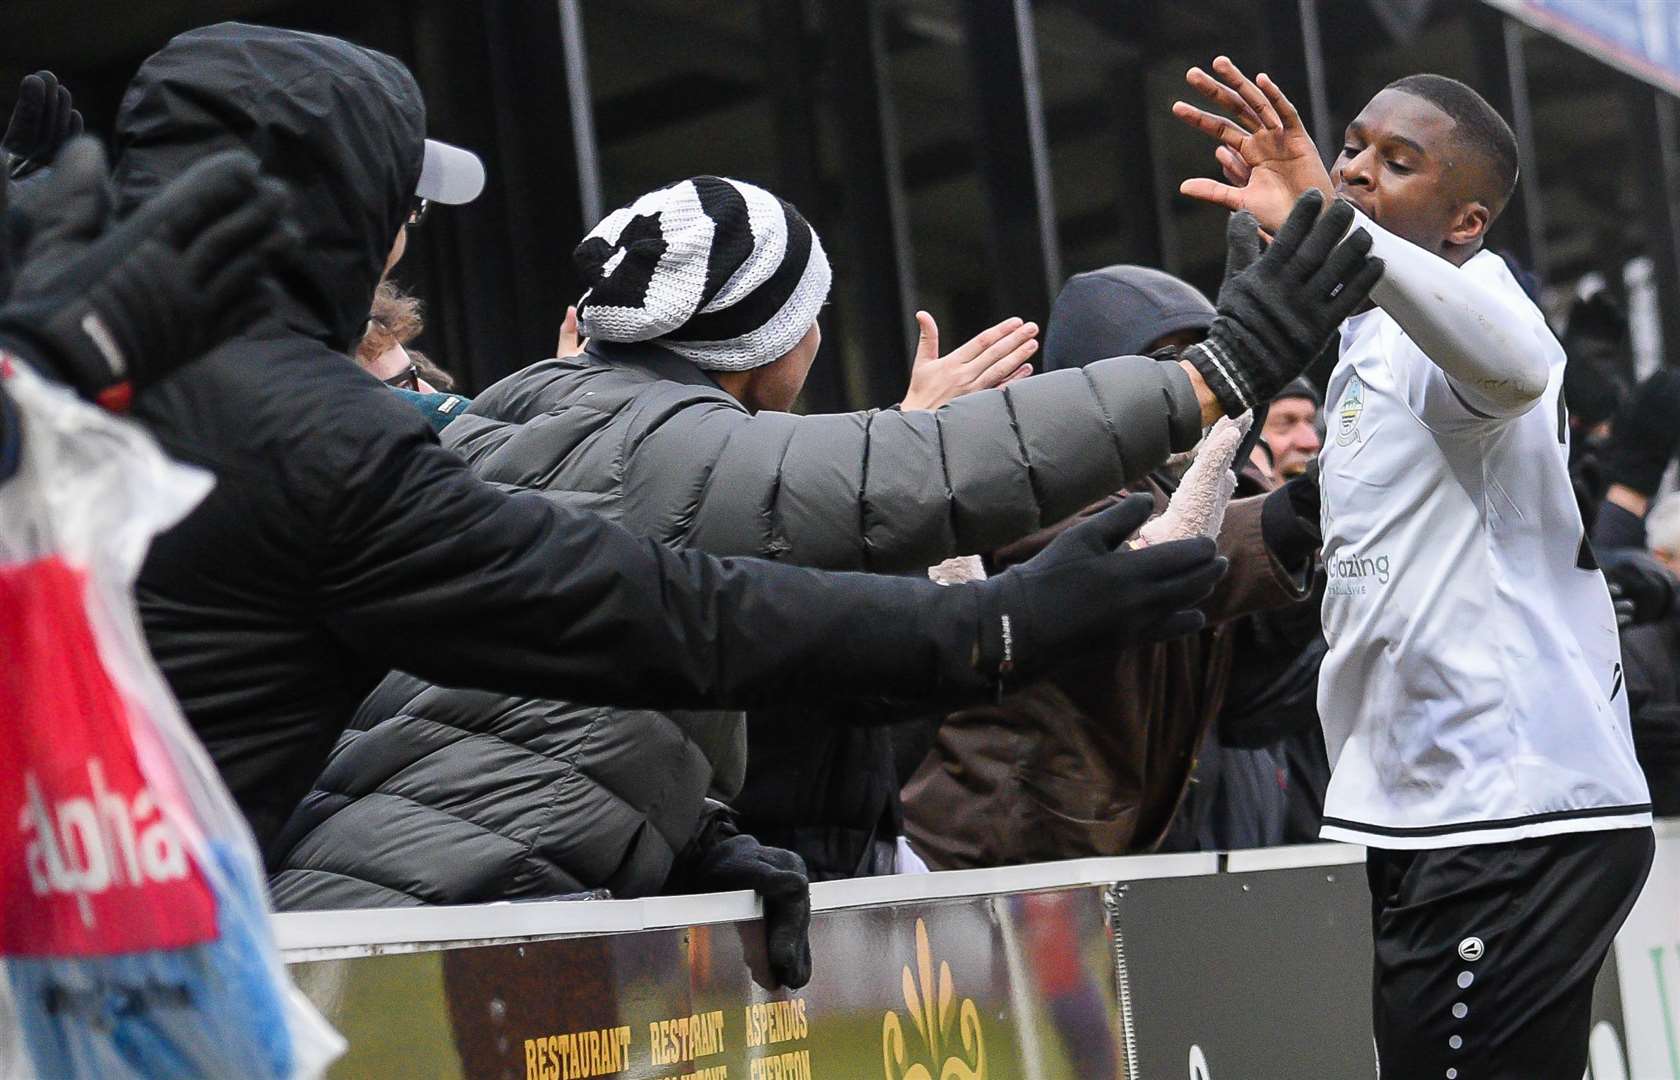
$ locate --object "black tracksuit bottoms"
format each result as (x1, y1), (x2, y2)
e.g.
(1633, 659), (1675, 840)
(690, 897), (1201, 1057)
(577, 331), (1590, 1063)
(1366, 826), (1654, 1079)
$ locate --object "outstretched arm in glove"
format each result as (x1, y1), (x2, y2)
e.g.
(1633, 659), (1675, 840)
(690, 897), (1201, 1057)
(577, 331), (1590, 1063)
(329, 434), (1229, 713)
(1173, 58), (1545, 418)
(0, 138), (295, 410)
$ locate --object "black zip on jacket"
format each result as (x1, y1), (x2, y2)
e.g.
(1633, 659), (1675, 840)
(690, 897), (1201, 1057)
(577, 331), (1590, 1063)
(113, 23), (995, 855)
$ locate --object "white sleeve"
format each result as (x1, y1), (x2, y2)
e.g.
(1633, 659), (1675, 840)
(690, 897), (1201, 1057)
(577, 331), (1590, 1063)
(1351, 208), (1554, 422)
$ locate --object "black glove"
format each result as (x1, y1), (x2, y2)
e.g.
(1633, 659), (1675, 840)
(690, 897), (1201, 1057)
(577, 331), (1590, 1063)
(0, 138), (293, 410)
(1184, 191), (1383, 417)
(3, 71), (83, 179)
(1261, 461), (1321, 569)
(1220, 211), (1273, 463)
(1603, 550), (1677, 626)
(973, 494), (1227, 681)
(1608, 582), (1637, 630)
(1221, 209), (1264, 291)
(1602, 369), (1680, 496)
(667, 806), (812, 990)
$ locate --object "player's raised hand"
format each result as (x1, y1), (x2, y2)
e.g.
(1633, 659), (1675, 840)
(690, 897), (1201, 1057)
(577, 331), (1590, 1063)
(1172, 56), (1332, 233)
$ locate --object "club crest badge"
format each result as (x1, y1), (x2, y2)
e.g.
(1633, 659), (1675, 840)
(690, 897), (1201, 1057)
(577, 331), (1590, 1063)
(1336, 373), (1365, 446)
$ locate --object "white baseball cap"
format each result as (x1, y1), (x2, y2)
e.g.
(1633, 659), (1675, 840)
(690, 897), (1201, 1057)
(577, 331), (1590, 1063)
(417, 138), (485, 205)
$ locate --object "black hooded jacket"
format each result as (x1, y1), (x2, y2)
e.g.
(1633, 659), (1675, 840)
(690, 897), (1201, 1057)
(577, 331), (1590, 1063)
(114, 24), (996, 855)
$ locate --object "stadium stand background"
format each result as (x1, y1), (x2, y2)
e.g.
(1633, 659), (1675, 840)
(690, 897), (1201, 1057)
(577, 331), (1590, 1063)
(1, 0), (1670, 405)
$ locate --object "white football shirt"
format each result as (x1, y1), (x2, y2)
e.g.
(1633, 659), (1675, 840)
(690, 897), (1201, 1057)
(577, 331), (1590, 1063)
(1316, 243), (1651, 849)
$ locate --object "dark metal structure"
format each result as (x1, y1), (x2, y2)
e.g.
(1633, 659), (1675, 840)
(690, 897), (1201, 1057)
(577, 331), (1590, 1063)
(0, 0), (1671, 401)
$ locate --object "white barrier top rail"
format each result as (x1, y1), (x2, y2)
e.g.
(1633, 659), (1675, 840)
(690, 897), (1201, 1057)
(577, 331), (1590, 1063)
(278, 824), (1678, 962)
(276, 845), (1370, 962)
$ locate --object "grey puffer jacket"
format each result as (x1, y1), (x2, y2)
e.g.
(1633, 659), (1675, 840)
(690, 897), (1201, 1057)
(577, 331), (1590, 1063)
(270, 339), (1202, 908)
(448, 341), (1202, 569)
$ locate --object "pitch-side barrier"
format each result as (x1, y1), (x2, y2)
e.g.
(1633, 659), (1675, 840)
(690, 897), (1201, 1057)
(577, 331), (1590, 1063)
(279, 818), (1680, 1079)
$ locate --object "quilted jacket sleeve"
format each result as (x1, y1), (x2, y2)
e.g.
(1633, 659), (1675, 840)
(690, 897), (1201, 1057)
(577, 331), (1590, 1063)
(314, 404), (998, 711)
(679, 355), (1203, 572)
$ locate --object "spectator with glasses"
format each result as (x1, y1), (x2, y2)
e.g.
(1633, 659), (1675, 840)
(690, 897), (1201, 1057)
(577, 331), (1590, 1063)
(355, 279), (471, 431)
(345, 189), (475, 430)
(354, 197), (583, 431)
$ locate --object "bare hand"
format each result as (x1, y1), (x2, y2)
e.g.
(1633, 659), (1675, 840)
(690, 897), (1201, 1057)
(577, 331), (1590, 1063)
(1171, 56), (1332, 233)
(556, 304), (585, 358)
(900, 311), (1036, 411)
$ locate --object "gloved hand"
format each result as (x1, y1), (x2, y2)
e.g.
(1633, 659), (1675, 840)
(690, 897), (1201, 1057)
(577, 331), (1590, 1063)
(1608, 581), (1637, 630)
(1220, 209), (1264, 291)
(667, 806), (812, 990)
(1603, 550), (1677, 626)
(1219, 212), (1273, 464)
(973, 493), (1227, 680)
(3, 71), (83, 178)
(0, 138), (294, 410)
(1184, 190), (1383, 416)
(1602, 369), (1680, 496)
(1261, 458), (1322, 569)
(1138, 412), (1252, 545)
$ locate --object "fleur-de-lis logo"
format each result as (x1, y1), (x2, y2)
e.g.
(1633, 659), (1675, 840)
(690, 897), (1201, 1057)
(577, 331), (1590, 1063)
(881, 919), (986, 1080)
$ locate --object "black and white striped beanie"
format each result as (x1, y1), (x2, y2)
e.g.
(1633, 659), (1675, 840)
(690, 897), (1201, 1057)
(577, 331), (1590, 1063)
(573, 176), (831, 371)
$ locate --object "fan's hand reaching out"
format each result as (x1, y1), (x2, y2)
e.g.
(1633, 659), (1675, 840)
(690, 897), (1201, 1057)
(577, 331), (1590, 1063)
(900, 311), (1035, 411)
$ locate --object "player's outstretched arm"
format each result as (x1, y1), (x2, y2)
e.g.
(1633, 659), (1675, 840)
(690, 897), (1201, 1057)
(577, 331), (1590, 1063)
(1352, 211), (1550, 417)
(1173, 58), (1548, 418)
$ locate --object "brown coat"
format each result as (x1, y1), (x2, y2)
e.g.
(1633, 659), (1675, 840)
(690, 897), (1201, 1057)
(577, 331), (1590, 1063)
(901, 483), (1306, 868)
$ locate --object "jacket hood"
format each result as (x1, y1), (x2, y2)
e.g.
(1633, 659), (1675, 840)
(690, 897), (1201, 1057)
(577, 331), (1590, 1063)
(1042, 265), (1215, 372)
(113, 22), (426, 351)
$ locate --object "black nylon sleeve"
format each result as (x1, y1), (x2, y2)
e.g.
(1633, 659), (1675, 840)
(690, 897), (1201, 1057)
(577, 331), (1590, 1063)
(318, 430), (992, 709)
